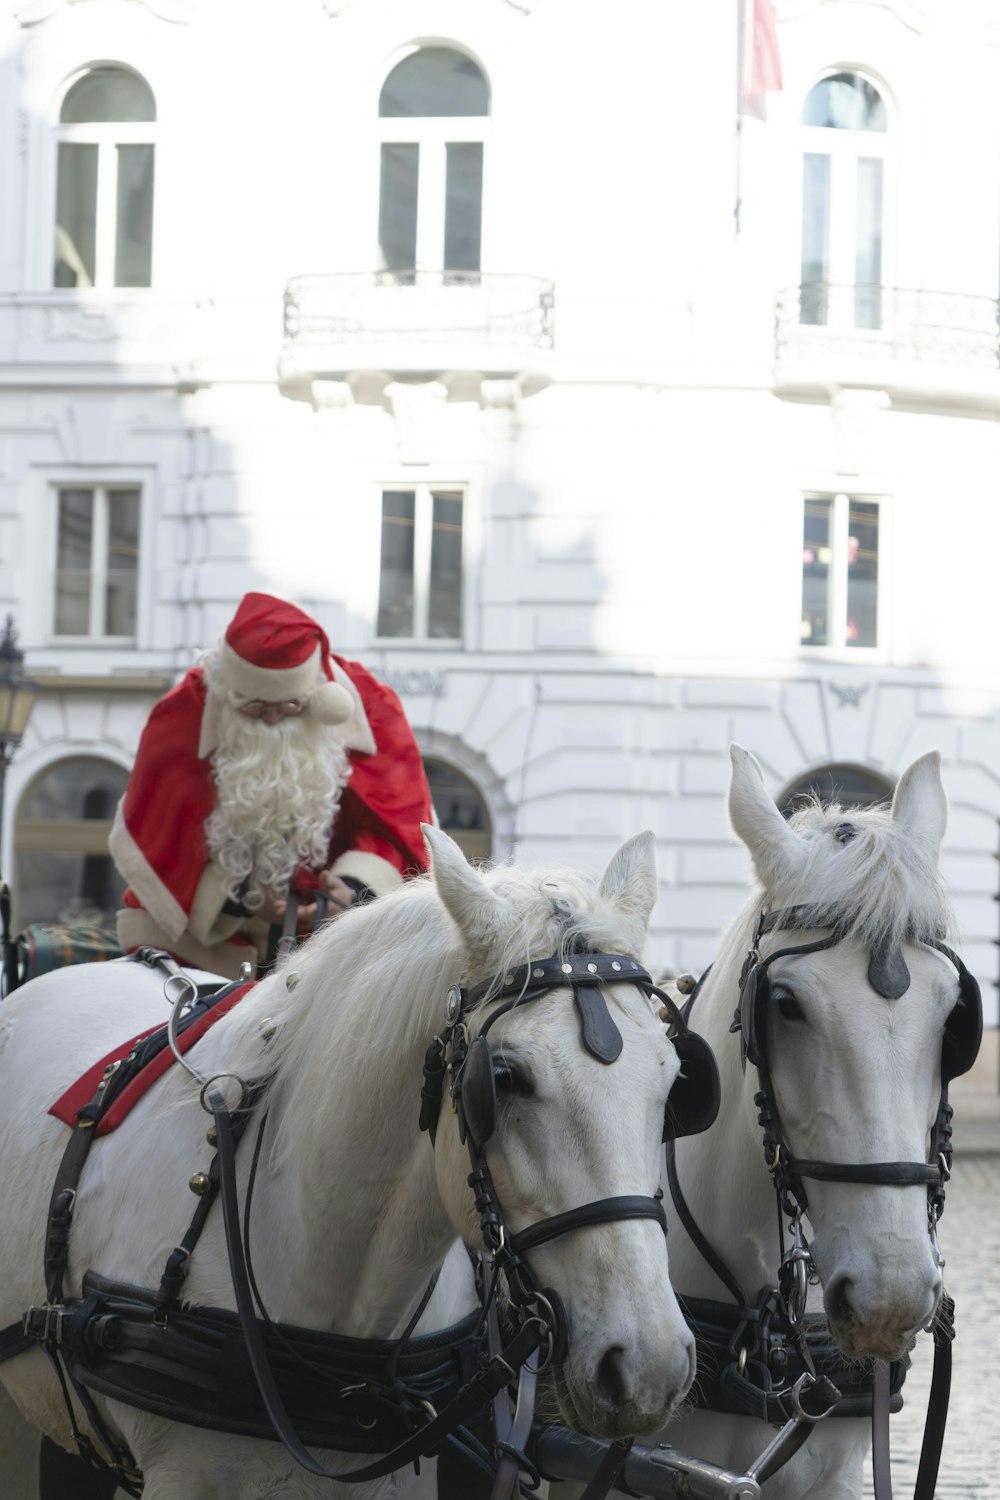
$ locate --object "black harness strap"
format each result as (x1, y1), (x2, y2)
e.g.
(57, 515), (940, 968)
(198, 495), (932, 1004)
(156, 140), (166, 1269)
(209, 1088), (548, 1484)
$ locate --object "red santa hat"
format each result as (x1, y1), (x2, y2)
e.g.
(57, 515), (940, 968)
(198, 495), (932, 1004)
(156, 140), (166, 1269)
(214, 593), (354, 725)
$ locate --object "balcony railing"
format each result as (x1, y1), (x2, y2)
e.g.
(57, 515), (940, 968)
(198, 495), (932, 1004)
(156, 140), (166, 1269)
(283, 271), (554, 353)
(775, 284), (1000, 371)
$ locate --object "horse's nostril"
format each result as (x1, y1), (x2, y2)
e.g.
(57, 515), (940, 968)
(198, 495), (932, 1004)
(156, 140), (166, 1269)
(594, 1345), (630, 1407)
(826, 1272), (855, 1327)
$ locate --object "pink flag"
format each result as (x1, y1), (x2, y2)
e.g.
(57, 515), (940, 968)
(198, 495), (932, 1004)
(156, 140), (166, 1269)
(742, 0), (784, 119)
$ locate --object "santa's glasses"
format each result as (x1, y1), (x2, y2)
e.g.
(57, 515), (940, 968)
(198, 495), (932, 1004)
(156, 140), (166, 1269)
(238, 697), (309, 720)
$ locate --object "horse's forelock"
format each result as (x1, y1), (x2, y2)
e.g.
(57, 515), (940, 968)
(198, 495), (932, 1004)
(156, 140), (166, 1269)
(753, 799), (953, 950)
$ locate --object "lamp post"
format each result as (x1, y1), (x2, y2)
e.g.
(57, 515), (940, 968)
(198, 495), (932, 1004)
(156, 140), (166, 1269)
(0, 616), (37, 996)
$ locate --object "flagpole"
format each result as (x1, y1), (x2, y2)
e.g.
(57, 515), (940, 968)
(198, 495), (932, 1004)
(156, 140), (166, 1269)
(735, 0), (746, 234)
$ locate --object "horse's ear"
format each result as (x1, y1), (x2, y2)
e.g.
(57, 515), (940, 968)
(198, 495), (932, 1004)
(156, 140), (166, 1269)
(728, 744), (807, 891)
(422, 824), (511, 951)
(890, 751), (947, 856)
(598, 831), (658, 932)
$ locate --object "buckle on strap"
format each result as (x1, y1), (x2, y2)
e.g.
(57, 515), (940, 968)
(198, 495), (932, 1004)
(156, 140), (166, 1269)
(22, 1303), (67, 1346)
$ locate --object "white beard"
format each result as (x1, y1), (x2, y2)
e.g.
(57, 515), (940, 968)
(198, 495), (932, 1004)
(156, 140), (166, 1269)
(205, 706), (351, 910)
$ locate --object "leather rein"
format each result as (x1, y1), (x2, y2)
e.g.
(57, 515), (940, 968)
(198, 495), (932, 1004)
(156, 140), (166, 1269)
(668, 908), (975, 1500)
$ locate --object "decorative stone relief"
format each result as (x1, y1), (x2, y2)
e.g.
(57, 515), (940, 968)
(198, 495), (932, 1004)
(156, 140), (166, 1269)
(828, 681), (871, 709)
(480, 378), (521, 411)
(44, 307), (118, 343)
(385, 380), (448, 464)
(310, 379), (354, 412)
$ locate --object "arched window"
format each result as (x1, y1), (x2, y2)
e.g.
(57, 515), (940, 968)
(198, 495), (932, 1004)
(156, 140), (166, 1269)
(800, 72), (888, 329)
(778, 762), (894, 817)
(424, 757), (492, 863)
(14, 757), (128, 928)
(377, 47), (489, 279)
(54, 65), (156, 289)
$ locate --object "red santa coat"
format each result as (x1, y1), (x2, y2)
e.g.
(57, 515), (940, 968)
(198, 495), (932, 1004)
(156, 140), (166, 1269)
(110, 656), (432, 975)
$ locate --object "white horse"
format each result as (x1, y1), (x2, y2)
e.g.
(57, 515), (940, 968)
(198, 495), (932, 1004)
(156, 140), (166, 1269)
(0, 826), (699, 1500)
(656, 746), (981, 1499)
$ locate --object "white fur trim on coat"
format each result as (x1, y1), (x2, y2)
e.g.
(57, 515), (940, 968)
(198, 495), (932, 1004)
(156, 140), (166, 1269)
(109, 800), (188, 943)
(328, 850), (403, 897)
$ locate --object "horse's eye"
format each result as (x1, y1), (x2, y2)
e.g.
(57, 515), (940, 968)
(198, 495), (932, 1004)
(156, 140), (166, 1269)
(775, 991), (806, 1023)
(494, 1066), (533, 1098)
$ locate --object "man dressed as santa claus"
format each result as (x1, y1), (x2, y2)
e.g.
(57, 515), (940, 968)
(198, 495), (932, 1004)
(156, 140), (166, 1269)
(109, 592), (433, 978)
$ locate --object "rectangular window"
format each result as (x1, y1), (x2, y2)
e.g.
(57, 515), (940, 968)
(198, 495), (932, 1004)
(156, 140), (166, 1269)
(377, 485), (464, 642)
(855, 157), (883, 330)
(800, 153), (831, 326)
(54, 485), (140, 638)
(379, 144), (419, 274)
(115, 143), (155, 287)
(54, 142), (98, 288)
(801, 493), (880, 650)
(444, 143), (483, 273)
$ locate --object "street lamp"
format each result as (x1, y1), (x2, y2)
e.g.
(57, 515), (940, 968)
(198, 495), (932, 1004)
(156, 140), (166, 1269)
(0, 614), (38, 856)
(0, 615), (36, 996)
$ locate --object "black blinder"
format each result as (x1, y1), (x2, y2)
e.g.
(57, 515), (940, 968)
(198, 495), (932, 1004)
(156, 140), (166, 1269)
(739, 964), (765, 1069)
(940, 951), (983, 1084)
(663, 1028), (721, 1141)
(459, 1035), (497, 1148)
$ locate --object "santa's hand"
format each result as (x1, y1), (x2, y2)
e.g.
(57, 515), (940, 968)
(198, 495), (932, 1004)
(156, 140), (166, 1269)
(256, 894), (288, 925)
(318, 872), (356, 910)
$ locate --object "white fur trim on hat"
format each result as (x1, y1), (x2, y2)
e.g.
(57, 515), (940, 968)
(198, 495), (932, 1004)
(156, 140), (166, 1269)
(310, 680), (354, 725)
(217, 638), (326, 703)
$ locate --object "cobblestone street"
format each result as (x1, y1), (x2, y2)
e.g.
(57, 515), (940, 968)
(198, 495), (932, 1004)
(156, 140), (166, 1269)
(864, 1056), (1000, 1499)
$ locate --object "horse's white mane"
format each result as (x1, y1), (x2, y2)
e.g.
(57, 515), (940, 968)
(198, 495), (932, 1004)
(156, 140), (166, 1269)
(225, 855), (651, 1158)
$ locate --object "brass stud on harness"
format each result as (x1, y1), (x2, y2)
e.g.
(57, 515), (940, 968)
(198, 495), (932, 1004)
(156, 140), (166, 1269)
(188, 1172), (210, 1196)
(285, 972), (300, 991)
(676, 973), (697, 994)
(206, 1127), (218, 1148)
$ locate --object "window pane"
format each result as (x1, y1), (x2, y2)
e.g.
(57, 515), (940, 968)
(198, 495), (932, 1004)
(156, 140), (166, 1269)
(855, 157), (883, 330)
(20, 756), (128, 821)
(379, 145), (419, 273)
(444, 144), (483, 273)
(106, 489), (140, 636)
(424, 758), (491, 863)
(802, 497), (832, 645)
(14, 850), (125, 929)
(56, 489), (93, 635)
(115, 145), (154, 287)
(428, 491), (463, 639)
(846, 501), (879, 648)
(800, 154), (830, 325)
(801, 74), (886, 132)
(54, 143), (97, 288)
(377, 491), (416, 637)
(379, 48), (489, 118)
(61, 67), (156, 124)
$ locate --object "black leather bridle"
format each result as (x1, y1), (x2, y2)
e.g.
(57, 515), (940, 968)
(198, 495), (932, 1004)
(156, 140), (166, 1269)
(419, 949), (719, 1364)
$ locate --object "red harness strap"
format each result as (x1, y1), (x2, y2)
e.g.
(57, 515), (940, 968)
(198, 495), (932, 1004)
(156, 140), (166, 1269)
(48, 982), (255, 1136)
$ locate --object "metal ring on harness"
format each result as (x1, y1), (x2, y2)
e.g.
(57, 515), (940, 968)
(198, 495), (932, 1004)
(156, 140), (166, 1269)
(198, 1073), (248, 1115)
(522, 1301), (558, 1376)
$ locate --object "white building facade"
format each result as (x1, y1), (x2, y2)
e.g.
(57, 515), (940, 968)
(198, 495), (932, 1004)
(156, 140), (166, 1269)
(1, 0), (999, 1030)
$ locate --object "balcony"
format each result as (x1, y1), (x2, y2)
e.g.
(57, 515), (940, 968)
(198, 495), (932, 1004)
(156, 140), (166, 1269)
(774, 284), (1000, 409)
(278, 271), (555, 402)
